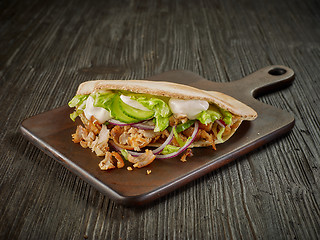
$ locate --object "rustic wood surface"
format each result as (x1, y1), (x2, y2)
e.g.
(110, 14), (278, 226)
(1, 0), (319, 239)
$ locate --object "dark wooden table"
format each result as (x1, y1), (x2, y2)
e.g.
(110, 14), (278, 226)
(1, 0), (319, 239)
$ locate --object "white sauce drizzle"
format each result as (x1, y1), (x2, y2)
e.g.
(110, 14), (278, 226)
(169, 98), (209, 119)
(84, 96), (111, 123)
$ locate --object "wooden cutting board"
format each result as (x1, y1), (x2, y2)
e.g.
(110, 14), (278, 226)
(20, 65), (295, 206)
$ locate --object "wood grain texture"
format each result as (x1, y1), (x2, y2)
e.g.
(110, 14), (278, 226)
(0, 0), (319, 239)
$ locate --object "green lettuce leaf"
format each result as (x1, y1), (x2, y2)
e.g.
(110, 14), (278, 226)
(196, 106), (233, 126)
(216, 127), (225, 143)
(70, 110), (83, 121)
(220, 108), (232, 125)
(91, 92), (115, 111)
(131, 95), (171, 132)
(173, 126), (186, 147)
(153, 116), (169, 132)
(120, 149), (129, 160)
(68, 95), (88, 121)
(68, 95), (88, 108)
(161, 145), (180, 155)
(197, 110), (222, 125)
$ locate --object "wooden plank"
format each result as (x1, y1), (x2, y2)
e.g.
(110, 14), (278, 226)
(0, 0), (319, 239)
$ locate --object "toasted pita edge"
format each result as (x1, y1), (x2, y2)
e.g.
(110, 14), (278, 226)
(76, 80), (257, 120)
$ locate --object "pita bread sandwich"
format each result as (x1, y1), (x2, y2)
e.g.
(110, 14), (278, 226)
(68, 80), (257, 170)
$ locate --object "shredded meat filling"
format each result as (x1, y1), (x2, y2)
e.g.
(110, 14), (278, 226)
(111, 125), (160, 151)
(80, 114), (101, 135)
(127, 149), (156, 168)
(72, 114), (238, 170)
(200, 130), (216, 150)
(180, 149), (193, 162)
(99, 152), (116, 170)
(99, 151), (124, 170)
(72, 125), (88, 144)
(91, 125), (110, 156)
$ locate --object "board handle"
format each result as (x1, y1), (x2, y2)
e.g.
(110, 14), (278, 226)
(233, 65), (295, 98)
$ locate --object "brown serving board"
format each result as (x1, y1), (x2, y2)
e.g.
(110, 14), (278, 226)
(20, 65), (295, 206)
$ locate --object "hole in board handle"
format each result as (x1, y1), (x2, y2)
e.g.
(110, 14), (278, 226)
(268, 68), (287, 76)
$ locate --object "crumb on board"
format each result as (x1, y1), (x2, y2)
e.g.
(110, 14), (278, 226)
(180, 149), (193, 162)
(127, 166), (133, 171)
(146, 170), (152, 175)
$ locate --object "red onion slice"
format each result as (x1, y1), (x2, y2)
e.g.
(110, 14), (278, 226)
(109, 141), (143, 158)
(216, 119), (226, 128)
(109, 140), (124, 152)
(152, 127), (174, 154)
(125, 150), (142, 157)
(155, 121), (199, 159)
